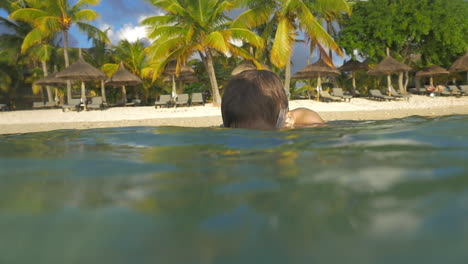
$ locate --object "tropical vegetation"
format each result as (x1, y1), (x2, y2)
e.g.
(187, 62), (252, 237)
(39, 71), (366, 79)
(1, 0), (467, 109)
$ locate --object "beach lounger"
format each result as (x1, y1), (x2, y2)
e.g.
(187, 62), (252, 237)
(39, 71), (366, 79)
(190, 93), (205, 106)
(87, 96), (105, 110)
(32, 101), (45, 109)
(0, 104), (7, 111)
(62, 98), (82, 112)
(390, 86), (411, 100)
(458, 85), (468, 95)
(369, 89), (395, 101)
(175, 93), (190, 107)
(319, 91), (342, 103)
(154, 94), (173, 108)
(331, 88), (352, 102)
(448, 85), (462, 96)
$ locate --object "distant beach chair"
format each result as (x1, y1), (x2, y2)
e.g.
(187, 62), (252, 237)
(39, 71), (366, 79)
(32, 101), (45, 109)
(87, 96), (105, 110)
(458, 85), (468, 95)
(175, 93), (190, 107)
(154, 94), (173, 108)
(369, 89), (395, 101)
(389, 86), (411, 100)
(448, 85), (462, 96)
(190, 93), (205, 106)
(331, 88), (352, 102)
(0, 104), (7, 111)
(319, 91), (342, 103)
(62, 98), (82, 112)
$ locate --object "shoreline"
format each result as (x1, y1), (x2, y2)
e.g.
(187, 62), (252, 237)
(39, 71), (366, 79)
(1, 96), (468, 134)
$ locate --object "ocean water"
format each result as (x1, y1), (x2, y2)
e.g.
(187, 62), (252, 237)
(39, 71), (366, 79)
(0, 115), (467, 264)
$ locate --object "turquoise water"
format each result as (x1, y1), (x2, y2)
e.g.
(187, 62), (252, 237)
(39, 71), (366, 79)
(0, 115), (468, 264)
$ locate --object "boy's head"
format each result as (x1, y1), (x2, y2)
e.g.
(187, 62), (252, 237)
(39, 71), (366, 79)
(221, 70), (288, 129)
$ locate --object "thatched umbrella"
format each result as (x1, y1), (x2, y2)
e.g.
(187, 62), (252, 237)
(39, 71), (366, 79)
(449, 51), (468, 83)
(415, 65), (449, 87)
(162, 61), (196, 98)
(292, 58), (340, 101)
(231, 60), (271, 76)
(367, 53), (412, 93)
(338, 60), (369, 92)
(449, 51), (468, 73)
(34, 66), (67, 104)
(106, 62), (143, 104)
(56, 50), (106, 109)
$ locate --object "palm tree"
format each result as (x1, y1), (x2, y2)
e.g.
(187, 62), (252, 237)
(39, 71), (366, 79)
(309, 0), (351, 60)
(10, 0), (109, 103)
(142, 0), (264, 106)
(234, 0), (342, 91)
(102, 39), (154, 103)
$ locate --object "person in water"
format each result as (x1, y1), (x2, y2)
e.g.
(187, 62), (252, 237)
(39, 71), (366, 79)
(221, 70), (324, 129)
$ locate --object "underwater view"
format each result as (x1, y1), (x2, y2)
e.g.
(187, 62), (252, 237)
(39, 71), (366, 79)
(0, 115), (467, 264)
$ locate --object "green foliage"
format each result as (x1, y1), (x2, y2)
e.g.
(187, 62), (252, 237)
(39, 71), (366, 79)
(338, 0), (468, 67)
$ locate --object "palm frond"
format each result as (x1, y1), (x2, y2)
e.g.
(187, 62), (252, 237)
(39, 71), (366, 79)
(270, 16), (295, 68)
(229, 28), (265, 49)
(20, 28), (45, 53)
(76, 22), (111, 44)
(73, 9), (100, 22)
(10, 8), (48, 23)
(205, 31), (230, 54)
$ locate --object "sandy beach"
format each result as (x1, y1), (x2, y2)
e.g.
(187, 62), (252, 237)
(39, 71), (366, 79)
(1, 95), (468, 134)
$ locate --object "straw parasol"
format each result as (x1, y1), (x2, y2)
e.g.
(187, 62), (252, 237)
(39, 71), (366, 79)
(106, 62), (143, 104)
(34, 65), (67, 104)
(449, 51), (468, 83)
(367, 52), (412, 93)
(56, 50), (107, 109)
(338, 60), (369, 92)
(34, 66), (67, 87)
(449, 51), (468, 73)
(231, 60), (271, 76)
(415, 65), (449, 87)
(162, 61), (197, 98)
(292, 58), (340, 101)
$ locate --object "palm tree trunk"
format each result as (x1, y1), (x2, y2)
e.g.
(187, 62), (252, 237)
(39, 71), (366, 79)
(404, 71), (409, 93)
(398, 72), (404, 92)
(41, 61), (54, 103)
(204, 49), (221, 106)
(284, 59), (291, 99)
(101, 80), (107, 104)
(63, 30), (72, 103)
(122, 85), (127, 103)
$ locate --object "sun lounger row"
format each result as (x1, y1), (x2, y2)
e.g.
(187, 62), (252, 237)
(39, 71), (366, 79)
(32, 101), (58, 109)
(155, 93), (205, 108)
(409, 85), (468, 96)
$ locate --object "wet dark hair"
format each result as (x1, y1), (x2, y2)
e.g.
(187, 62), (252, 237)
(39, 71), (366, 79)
(221, 70), (288, 129)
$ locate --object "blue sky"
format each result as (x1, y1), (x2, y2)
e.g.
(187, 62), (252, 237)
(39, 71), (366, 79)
(1, 0), (347, 73)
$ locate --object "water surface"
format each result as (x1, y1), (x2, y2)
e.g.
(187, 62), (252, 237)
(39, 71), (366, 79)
(1, 115), (467, 264)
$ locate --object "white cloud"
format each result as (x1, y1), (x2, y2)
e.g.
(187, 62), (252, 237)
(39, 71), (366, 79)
(115, 24), (148, 43)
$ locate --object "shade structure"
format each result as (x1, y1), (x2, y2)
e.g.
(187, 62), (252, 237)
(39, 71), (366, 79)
(338, 60), (369, 92)
(162, 61), (197, 98)
(416, 65), (449, 87)
(367, 55), (412, 93)
(367, 56), (412, 75)
(415, 65), (450, 77)
(162, 74), (198, 83)
(449, 51), (468, 73)
(106, 62), (143, 104)
(292, 58), (340, 79)
(231, 60), (271, 76)
(34, 72), (67, 87)
(56, 52), (107, 109)
(292, 58), (340, 101)
(338, 60), (369, 72)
